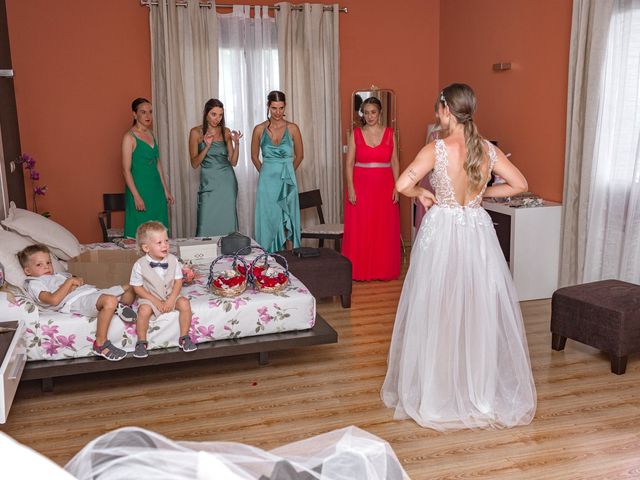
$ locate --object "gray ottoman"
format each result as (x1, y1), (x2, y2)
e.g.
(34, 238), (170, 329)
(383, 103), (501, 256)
(551, 279), (640, 374)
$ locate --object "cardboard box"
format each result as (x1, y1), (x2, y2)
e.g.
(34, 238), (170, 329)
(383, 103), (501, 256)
(67, 249), (141, 288)
(177, 239), (218, 264)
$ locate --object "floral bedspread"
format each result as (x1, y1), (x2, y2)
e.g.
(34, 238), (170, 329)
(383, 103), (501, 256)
(14, 239), (316, 361)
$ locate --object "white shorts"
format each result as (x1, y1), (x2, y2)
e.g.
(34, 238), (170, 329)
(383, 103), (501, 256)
(67, 286), (125, 318)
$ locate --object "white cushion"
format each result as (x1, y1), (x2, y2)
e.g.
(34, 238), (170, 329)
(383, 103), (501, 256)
(1, 202), (81, 260)
(0, 228), (66, 288)
(302, 223), (344, 236)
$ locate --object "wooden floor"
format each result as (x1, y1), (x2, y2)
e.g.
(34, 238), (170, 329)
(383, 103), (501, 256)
(2, 267), (640, 479)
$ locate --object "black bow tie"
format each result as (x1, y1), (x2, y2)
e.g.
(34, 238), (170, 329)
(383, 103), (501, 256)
(149, 261), (169, 269)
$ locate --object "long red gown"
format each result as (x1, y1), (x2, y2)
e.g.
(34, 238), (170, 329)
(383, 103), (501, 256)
(343, 127), (400, 280)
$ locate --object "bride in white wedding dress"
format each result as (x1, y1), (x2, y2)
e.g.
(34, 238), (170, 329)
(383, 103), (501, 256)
(381, 84), (536, 431)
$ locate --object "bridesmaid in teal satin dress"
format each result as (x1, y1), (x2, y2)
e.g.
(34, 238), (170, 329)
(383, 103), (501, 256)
(189, 99), (243, 236)
(251, 91), (304, 252)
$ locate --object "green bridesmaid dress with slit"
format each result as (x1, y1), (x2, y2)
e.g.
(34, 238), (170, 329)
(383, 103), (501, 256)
(196, 140), (238, 236)
(124, 132), (169, 238)
(254, 127), (301, 252)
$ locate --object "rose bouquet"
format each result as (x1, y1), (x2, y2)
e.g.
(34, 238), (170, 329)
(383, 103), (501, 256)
(249, 254), (289, 293)
(181, 261), (197, 286)
(208, 255), (248, 297)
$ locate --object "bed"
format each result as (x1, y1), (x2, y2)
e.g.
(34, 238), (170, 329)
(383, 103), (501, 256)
(25, 239), (318, 362)
(0, 216), (337, 391)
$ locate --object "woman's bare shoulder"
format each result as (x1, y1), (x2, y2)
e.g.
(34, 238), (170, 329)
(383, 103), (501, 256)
(287, 121), (301, 133)
(253, 121), (268, 135)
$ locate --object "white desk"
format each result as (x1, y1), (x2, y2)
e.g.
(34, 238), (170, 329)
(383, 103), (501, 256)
(483, 200), (562, 301)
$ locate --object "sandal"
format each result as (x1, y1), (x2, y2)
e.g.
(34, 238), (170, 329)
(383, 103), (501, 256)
(93, 340), (126, 362)
(179, 335), (197, 353)
(116, 302), (137, 324)
(133, 340), (149, 359)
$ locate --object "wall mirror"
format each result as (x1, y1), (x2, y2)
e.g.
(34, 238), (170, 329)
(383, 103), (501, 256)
(351, 87), (396, 132)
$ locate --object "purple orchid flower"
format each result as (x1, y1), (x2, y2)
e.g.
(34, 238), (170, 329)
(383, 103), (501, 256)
(257, 306), (273, 324)
(56, 334), (76, 348)
(41, 324), (59, 337)
(197, 324), (215, 338)
(42, 340), (59, 356)
(19, 153), (36, 169)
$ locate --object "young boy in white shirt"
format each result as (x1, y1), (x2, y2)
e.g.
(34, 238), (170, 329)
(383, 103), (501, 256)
(18, 244), (137, 361)
(130, 221), (196, 358)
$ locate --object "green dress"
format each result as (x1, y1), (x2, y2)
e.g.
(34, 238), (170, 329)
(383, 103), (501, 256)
(254, 127), (301, 252)
(196, 140), (238, 236)
(124, 132), (169, 238)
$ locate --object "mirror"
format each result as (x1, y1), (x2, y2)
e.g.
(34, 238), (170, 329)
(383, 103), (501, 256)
(351, 87), (396, 131)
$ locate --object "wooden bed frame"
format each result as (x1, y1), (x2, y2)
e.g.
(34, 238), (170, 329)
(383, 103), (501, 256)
(22, 314), (337, 392)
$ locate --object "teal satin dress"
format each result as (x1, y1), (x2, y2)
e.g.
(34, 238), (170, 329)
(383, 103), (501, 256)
(196, 140), (238, 236)
(254, 128), (301, 252)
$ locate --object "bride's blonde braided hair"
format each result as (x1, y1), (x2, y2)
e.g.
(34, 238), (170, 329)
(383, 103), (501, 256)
(440, 84), (486, 191)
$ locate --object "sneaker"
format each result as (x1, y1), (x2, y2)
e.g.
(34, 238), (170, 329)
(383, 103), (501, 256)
(93, 340), (127, 362)
(179, 335), (197, 353)
(133, 340), (149, 359)
(116, 302), (137, 324)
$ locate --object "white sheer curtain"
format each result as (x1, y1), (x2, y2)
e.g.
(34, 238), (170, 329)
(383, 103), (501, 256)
(218, 6), (279, 237)
(276, 2), (342, 225)
(581, 0), (640, 283)
(149, 0), (218, 238)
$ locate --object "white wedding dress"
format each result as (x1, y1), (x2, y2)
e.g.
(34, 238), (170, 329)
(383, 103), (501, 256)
(381, 139), (536, 431)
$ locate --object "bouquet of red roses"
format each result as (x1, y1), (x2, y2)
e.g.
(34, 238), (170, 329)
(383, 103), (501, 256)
(208, 255), (248, 297)
(250, 254), (289, 293)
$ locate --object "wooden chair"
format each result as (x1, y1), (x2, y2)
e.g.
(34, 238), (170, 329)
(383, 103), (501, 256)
(299, 189), (343, 252)
(98, 193), (126, 242)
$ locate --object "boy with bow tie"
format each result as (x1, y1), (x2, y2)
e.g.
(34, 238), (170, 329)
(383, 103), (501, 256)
(130, 221), (197, 358)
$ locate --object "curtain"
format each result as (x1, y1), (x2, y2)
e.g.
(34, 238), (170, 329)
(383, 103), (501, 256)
(275, 2), (342, 225)
(559, 0), (615, 285)
(218, 6), (279, 237)
(582, 1), (640, 283)
(149, 0), (218, 238)
(561, 0), (640, 285)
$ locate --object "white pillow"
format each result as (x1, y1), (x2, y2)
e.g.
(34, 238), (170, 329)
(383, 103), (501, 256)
(0, 228), (66, 288)
(1, 202), (81, 260)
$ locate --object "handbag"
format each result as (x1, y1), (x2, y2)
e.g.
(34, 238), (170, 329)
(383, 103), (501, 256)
(220, 231), (250, 255)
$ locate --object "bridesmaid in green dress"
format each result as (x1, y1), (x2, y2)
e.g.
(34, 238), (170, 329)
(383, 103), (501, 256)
(189, 99), (242, 237)
(250, 91), (304, 252)
(122, 98), (173, 239)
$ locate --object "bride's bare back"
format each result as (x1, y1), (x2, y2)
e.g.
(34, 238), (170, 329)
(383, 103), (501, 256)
(396, 134), (527, 209)
(439, 137), (491, 207)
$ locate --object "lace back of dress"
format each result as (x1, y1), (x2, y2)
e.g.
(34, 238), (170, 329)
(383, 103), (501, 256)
(430, 139), (457, 207)
(430, 139), (497, 208)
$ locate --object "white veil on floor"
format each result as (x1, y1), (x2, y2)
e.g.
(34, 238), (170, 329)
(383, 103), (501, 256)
(64, 425), (409, 480)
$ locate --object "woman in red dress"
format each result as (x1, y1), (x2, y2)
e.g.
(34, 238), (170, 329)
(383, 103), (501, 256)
(343, 97), (401, 280)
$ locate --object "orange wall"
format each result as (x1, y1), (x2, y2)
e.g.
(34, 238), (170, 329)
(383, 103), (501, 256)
(6, 0), (151, 242)
(439, 0), (572, 202)
(339, 0), (440, 241)
(7, 0), (568, 243)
